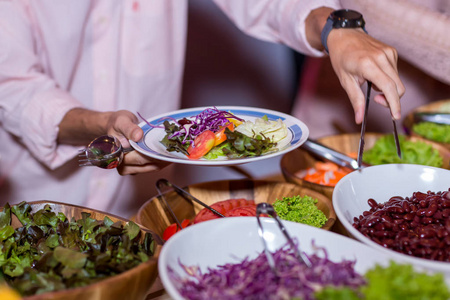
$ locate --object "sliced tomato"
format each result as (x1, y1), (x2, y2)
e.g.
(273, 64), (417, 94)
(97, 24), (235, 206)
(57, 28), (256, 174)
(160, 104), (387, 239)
(224, 205), (257, 217)
(187, 130), (216, 159)
(214, 122), (234, 146)
(194, 199), (255, 224)
(162, 219), (192, 241)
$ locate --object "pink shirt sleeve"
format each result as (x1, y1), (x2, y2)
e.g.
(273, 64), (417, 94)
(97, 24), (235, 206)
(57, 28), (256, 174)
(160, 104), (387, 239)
(0, 1), (83, 169)
(341, 0), (450, 85)
(213, 0), (341, 57)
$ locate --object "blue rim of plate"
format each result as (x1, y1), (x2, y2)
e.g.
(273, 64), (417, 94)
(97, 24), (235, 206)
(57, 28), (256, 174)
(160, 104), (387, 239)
(130, 106), (309, 166)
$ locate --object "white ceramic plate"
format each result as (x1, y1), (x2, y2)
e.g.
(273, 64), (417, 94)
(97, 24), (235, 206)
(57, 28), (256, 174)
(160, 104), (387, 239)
(159, 217), (402, 300)
(333, 164), (450, 277)
(130, 106), (309, 166)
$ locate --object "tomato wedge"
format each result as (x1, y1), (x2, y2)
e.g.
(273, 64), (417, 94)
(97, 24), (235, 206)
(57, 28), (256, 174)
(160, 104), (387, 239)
(214, 122), (234, 146)
(162, 219), (192, 241)
(194, 199), (256, 224)
(187, 130), (216, 159)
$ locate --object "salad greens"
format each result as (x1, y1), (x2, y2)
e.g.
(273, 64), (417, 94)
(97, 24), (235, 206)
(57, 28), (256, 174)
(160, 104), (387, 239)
(272, 195), (327, 228)
(412, 122), (450, 144)
(363, 134), (443, 167)
(0, 202), (156, 296)
(315, 261), (450, 300)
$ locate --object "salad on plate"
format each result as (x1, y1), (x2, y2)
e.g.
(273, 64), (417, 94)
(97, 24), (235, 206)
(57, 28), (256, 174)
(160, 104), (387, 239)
(131, 106), (308, 166)
(144, 107), (289, 160)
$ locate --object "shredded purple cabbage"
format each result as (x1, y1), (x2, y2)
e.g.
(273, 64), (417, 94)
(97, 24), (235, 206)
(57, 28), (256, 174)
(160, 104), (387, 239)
(168, 241), (366, 300)
(168, 107), (244, 145)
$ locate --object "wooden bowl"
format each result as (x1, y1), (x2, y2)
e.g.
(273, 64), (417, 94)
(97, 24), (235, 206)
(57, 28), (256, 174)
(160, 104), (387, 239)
(136, 179), (336, 234)
(1, 201), (162, 300)
(403, 99), (450, 150)
(281, 133), (450, 200)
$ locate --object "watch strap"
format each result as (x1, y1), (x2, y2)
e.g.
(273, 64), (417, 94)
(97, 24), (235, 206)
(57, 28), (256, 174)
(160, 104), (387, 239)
(320, 17), (334, 53)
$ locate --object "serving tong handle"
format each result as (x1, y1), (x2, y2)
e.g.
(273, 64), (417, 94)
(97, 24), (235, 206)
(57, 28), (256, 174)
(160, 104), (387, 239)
(155, 179), (225, 230)
(357, 82), (402, 169)
(256, 203), (312, 273)
(302, 139), (361, 170)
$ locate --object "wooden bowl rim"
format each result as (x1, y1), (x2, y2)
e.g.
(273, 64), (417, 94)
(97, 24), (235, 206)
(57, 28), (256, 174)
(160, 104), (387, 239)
(403, 99), (450, 142)
(2, 200), (161, 300)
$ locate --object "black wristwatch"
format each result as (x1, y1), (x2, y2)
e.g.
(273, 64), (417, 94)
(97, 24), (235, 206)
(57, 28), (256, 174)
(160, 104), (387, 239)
(320, 9), (367, 53)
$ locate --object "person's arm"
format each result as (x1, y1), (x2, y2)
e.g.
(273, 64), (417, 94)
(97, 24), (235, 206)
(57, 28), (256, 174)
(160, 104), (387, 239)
(341, 0), (450, 85)
(0, 2), (84, 169)
(315, 7), (404, 123)
(0, 2), (166, 174)
(213, 0), (405, 123)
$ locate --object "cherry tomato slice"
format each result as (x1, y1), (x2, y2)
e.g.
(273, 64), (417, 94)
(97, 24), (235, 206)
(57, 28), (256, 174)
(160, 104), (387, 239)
(162, 219), (192, 241)
(214, 122), (234, 146)
(187, 130), (216, 159)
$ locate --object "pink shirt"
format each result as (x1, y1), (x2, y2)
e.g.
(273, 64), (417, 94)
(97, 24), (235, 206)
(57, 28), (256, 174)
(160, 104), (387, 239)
(0, 0), (340, 217)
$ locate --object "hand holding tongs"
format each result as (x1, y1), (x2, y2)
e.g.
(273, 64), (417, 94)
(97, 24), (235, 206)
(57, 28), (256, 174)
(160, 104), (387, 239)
(357, 82), (402, 169)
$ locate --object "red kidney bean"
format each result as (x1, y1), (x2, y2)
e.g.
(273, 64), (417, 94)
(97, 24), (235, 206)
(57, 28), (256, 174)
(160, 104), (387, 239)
(444, 209), (450, 218)
(419, 200), (429, 208)
(419, 229), (436, 239)
(398, 223), (409, 231)
(368, 198), (378, 209)
(402, 201), (411, 212)
(403, 213), (415, 221)
(425, 204), (438, 217)
(416, 209), (426, 217)
(414, 192), (428, 201)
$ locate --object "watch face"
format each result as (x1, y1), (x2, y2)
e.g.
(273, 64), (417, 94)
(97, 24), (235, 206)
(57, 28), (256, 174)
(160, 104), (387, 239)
(333, 9), (362, 20)
(331, 9), (365, 29)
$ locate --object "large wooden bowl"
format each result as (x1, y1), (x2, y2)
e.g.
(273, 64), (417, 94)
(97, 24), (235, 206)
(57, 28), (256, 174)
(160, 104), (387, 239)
(281, 133), (450, 200)
(136, 179), (336, 235)
(403, 99), (450, 150)
(1, 201), (163, 300)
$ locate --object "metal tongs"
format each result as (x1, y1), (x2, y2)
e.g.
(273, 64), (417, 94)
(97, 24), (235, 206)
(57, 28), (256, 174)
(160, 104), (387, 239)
(256, 203), (312, 273)
(357, 82), (402, 169)
(413, 112), (450, 125)
(302, 139), (363, 171)
(155, 179), (225, 229)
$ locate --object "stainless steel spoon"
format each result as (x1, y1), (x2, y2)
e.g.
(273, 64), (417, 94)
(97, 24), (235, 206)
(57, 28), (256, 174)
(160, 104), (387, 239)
(78, 135), (133, 169)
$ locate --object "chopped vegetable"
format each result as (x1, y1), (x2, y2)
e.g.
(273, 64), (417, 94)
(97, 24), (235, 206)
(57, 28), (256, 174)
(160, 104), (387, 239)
(162, 219), (192, 241)
(170, 241), (366, 300)
(187, 130), (216, 160)
(298, 162), (351, 187)
(213, 122), (234, 146)
(272, 195), (328, 228)
(0, 202), (156, 296)
(235, 116), (288, 147)
(315, 261), (450, 300)
(363, 134), (443, 167)
(412, 122), (450, 144)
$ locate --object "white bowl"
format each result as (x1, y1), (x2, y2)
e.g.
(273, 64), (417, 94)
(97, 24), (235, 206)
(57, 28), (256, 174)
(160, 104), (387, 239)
(333, 164), (450, 277)
(159, 217), (401, 299)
